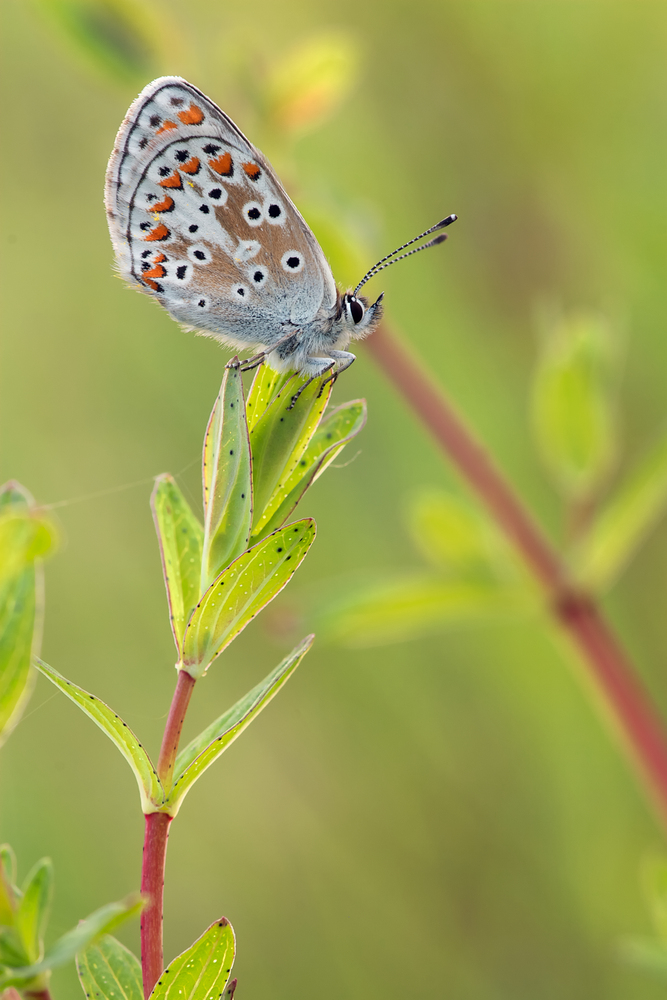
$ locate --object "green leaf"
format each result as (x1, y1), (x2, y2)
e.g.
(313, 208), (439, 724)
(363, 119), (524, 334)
(166, 635), (313, 815)
(322, 575), (533, 648)
(574, 426), (667, 590)
(0, 483), (57, 748)
(250, 372), (333, 531)
(621, 937), (667, 979)
(0, 894), (143, 991)
(531, 310), (617, 500)
(76, 933), (142, 1000)
(251, 399), (366, 542)
(181, 519), (316, 679)
(151, 475), (204, 653)
(150, 917), (235, 1000)
(201, 365), (252, 590)
(33, 0), (158, 83)
(245, 364), (291, 433)
(0, 538), (38, 750)
(407, 490), (514, 582)
(35, 660), (165, 814)
(0, 847), (17, 894)
(15, 859), (53, 964)
(0, 515), (55, 582)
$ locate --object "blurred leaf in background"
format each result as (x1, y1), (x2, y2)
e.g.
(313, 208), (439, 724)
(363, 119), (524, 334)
(30, 0), (165, 83)
(531, 309), (619, 511)
(263, 32), (360, 139)
(0, 482), (57, 748)
(319, 489), (534, 647)
(622, 857), (667, 981)
(573, 426), (667, 592)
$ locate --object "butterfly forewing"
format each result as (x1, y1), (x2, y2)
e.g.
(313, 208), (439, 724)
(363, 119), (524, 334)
(105, 77), (336, 350)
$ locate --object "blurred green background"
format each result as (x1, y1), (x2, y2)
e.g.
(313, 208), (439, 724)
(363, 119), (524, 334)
(2, 1), (667, 997)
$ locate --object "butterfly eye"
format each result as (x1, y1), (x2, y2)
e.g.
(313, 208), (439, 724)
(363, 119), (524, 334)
(348, 296), (364, 324)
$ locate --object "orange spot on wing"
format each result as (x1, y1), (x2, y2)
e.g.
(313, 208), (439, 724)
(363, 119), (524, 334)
(156, 120), (178, 134)
(143, 264), (167, 278)
(177, 104), (205, 125)
(145, 223), (170, 242)
(153, 253), (167, 263)
(181, 156), (200, 175)
(158, 171), (182, 189)
(143, 277), (159, 290)
(151, 196), (174, 212)
(242, 161), (261, 180)
(209, 152), (233, 176)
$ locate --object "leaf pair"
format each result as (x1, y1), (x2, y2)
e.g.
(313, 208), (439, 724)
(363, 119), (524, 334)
(77, 917), (236, 1000)
(154, 362), (365, 678)
(36, 635), (313, 815)
(531, 311), (667, 591)
(0, 482), (57, 747)
(0, 844), (140, 994)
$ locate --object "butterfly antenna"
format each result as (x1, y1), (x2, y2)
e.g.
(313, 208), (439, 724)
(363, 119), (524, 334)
(353, 214), (457, 295)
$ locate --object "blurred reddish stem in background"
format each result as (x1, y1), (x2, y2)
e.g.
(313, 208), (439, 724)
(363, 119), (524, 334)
(366, 323), (667, 829)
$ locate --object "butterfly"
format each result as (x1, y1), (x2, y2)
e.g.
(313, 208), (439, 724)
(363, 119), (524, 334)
(105, 76), (456, 385)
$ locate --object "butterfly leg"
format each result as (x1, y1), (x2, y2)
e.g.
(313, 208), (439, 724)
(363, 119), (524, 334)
(317, 351), (357, 395)
(238, 351), (266, 372)
(287, 358), (336, 410)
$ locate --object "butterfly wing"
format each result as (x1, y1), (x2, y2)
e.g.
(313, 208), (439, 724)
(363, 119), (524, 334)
(105, 77), (337, 350)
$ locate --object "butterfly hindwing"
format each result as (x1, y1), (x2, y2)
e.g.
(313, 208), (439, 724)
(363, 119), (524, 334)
(105, 77), (337, 351)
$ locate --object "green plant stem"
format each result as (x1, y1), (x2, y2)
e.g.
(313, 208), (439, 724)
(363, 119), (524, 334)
(366, 323), (667, 826)
(141, 671), (195, 997)
(141, 811), (172, 998)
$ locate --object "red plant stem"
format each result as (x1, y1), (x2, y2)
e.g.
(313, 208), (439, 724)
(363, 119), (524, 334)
(141, 811), (172, 998)
(25, 991), (53, 1000)
(141, 670), (196, 997)
(366, 324), (667, 824)
(157, 670), (196, 787)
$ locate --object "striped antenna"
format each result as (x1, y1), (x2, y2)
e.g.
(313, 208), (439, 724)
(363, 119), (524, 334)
(353, 214), (457, 295)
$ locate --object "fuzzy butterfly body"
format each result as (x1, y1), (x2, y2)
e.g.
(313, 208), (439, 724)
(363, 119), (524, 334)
(105, 76), (383, 377)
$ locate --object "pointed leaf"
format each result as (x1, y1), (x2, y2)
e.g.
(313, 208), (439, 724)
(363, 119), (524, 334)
(0, 543), (38, 749)
(0, 895), (143, 989)
(166, 635), (313, 815)
(0, 846), (18, 924)
(323, 575), (534, 647)
(151, 475), (203, 653)
(251, 399), (366, 542)
(0, 483), (57, 747)
(181, 519), (316, 678)
(250, 372), (333, 529)
(15, 860), (52, 964)
(531, 310), (617, 500)
(35, 660), (164, 813)
(574, 426), (667, 590)
(201, 366), (252, 590)
(149, 917), (235, 1000)
(76, 934), (142, 1000)
(245, 364), (291, 432)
